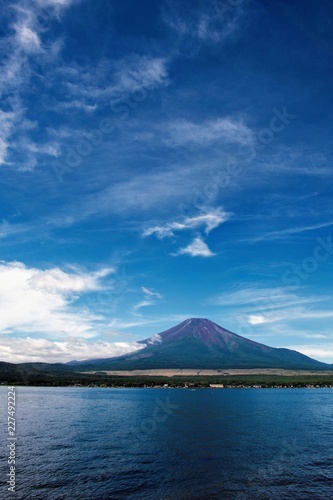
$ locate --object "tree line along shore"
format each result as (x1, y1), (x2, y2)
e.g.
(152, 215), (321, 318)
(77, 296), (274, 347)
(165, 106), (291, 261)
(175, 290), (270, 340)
(2, 370), (333, 389)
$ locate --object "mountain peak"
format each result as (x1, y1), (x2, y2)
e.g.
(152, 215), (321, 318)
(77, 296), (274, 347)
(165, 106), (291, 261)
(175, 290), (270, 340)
(73, 318), (331, 371)
(188, 317), (209, 323)
(143, 317), (244, 347)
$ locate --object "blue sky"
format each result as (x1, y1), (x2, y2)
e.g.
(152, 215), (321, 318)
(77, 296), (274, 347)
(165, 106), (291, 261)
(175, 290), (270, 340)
(1, 0), (333, 363)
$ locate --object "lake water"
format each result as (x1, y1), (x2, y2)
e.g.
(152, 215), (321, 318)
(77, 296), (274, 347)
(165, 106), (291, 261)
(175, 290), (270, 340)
(1, 387), (333, 499)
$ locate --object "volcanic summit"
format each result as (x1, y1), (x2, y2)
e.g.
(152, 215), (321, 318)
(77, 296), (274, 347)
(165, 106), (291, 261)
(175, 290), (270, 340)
(74, 318), (330, 371)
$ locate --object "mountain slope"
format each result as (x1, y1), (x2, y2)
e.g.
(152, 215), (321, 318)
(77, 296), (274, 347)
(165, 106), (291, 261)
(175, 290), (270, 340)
(75, 318), (331, 371)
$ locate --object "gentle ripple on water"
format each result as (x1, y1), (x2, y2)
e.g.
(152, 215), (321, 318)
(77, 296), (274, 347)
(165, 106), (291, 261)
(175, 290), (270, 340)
(0, 387), (333, 499)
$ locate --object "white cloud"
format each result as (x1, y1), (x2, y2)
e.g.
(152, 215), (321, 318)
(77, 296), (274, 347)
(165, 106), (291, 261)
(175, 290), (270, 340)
(114, 56), (169, 94)
(146, 333), (162, 346)
(175, 237), (215, 257)
(249, 308), (333, 326)
(132, 300), (155, 313)
(0, 109), (20, 165)
(188, 211), (229, 234)
(0, 25), (41, 167)
(163, 2), (244, 44)
(0, 138), (9, 165)
(59, 56), (169, 108)
(144, 223), (186, 239)
(59, 100), (98, 112)
(0, 0), (80, 169)
(214, 286), (333, 332)
(141, 287), (163, 299)
(65, 161), (220, 221)
(108, 313), (196, 332)
(0, 261), (113, 338)
(41, 0), (76, 5)
(15, 24), (42, 53)
(24, 139), (61, 157)
(214, 286), (313, 310)
(167, 118), (254, 147)
(0, 337), (143, 364)
(144, 207), (229, 238)
(28, 267), (113, 294)
(251, 220), (333, 242)
(133, 286), (163, 314)
(248, 315), (266, 325)
(283, 344), (333, 363)
(0, 221), (35, 240)
(144, 210), (225, 258)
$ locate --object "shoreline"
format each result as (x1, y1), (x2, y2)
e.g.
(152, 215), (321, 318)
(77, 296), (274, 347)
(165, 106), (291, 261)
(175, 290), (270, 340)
(3, 367), (333, 389)
(81, 368), (333, 377)
(4, 384), (333, 389)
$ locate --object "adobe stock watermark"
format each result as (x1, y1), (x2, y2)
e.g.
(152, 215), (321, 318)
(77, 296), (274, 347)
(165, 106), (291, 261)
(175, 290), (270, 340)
(7, 386), (17, 494)
(51, 85), (149, 183)
(89, 267), (130, 316)
(177, 106), (296, 217)
(282, 235), (333, 286)
(132, 396), (179, 443)
(235, 438), (299, 499)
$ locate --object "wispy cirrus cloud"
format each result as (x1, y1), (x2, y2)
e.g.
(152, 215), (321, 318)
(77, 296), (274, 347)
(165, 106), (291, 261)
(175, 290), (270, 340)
(0, 0), (76, 169)
(144, 208), (227, 258)
(0, 2), (170, 172)
(0, 110), (18, 164)
(14, 23), (43, 53)
(141, 287), (163, 299)
(166, 118), (254, 147)
(250, 220), (333, 242)
(162, 0), (245, 44)
(59, 160), (223, 223)
(213, 285), (333, 327)
(108, 313), (197, 332)
(213, 286), (311, 309)
(37, 0), (80, 6)
(248, 309), (333, 325)
(57, 55), (169, 108)
(0, 221), (33, 239)
(144, 207), (229, 239)
(133, 286), (163, 314)
(113, 56), (169, 95)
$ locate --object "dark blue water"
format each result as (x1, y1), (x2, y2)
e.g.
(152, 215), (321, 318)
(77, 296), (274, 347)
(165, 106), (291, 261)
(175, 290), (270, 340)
(1, 387), (333, 499)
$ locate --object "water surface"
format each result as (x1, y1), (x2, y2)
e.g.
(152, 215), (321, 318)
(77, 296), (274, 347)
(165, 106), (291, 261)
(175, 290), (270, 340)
(1, 387), (333, 499)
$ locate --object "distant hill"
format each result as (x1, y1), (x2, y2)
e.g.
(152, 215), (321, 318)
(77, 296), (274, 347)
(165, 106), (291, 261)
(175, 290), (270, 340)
(0, 361), (77, 384)
(72, 318), (331, 371)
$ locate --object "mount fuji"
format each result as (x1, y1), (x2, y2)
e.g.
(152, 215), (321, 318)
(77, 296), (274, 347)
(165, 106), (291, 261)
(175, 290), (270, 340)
(72, 318), (331, 371)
